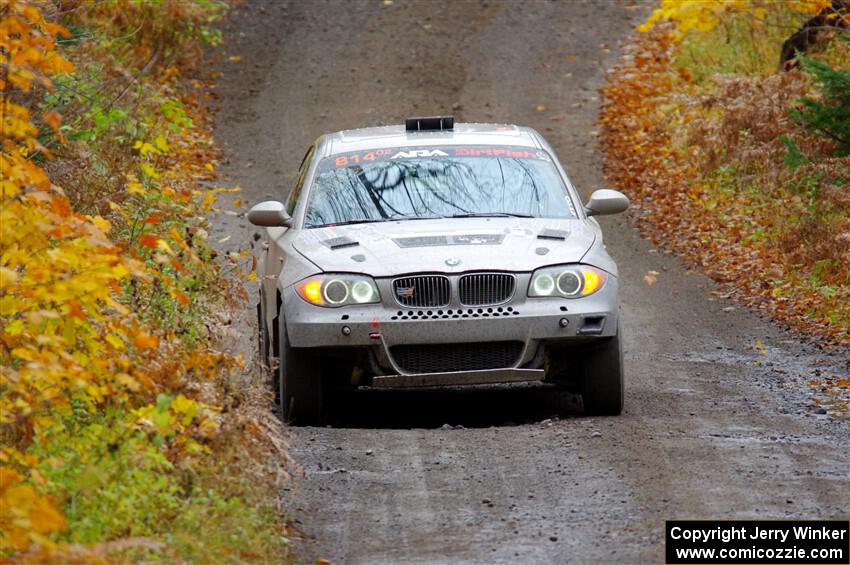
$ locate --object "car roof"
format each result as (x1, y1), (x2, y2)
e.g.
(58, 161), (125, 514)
(319, 122), (544, 158)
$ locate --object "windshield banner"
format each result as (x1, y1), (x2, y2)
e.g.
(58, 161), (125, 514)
(323, 146), (553, 170)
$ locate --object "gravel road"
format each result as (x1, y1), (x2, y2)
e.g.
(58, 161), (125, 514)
(209, 1), (850, 563)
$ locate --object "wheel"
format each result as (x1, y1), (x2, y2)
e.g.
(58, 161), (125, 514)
(544, 347), (581, 393)
(257, 299), (270, 367)
(257, 297), (278, 406)
(277, 305), (323, 425)
(579, 322), (624, 416)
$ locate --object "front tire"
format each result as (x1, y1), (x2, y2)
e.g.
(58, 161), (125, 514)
(277, 305), (323, 425)
(257, 300), (271, 367)
(258, 297), (280, 406)
(580, 322), (624, 416)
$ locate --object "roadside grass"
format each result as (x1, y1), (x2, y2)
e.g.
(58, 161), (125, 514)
(1, 1), (290, 561)
(673, 6), (820, 81)
(600, 6), (849, 412)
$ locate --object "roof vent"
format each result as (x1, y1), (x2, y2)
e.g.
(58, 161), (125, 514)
(405, 116), (454, 132)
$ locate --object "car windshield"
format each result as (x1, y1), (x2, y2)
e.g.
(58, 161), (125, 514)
(303, 146), (577, 228)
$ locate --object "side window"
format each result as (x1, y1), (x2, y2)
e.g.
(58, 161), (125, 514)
(287, 145), (315, 215)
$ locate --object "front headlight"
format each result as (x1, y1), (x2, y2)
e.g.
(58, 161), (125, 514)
(295, 274), (380, 307)
(528, 265), (606, 298)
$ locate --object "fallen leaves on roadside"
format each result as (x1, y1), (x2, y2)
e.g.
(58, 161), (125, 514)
(0, 2), (292, 559)
(598, 26), (849, 348)
(599, 15), (849, 420)
(643, 270), (659, 286)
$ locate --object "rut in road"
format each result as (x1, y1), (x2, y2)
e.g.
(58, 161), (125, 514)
(210, 1), (850, 563)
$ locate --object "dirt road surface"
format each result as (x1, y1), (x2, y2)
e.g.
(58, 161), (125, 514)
(210, 1), (850, 563)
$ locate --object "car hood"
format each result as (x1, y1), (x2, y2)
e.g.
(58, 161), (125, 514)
(291, 218), (596, 277)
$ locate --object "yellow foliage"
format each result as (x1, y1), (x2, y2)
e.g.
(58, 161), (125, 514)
(1, 1), (136, 431)
(0, 0), (73, 92)
(639, 0), (833, 36)
(1, 1), (238, 557)
(0, 467), (67, 552)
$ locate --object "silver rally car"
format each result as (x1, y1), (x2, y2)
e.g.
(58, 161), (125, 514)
(250, 117), (630, 424)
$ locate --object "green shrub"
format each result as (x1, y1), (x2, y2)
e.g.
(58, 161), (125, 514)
(793, 36), (850, 156)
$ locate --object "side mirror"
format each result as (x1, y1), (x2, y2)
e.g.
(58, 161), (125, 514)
(247, 200), (292, 227)
(585, 189), (629, 216)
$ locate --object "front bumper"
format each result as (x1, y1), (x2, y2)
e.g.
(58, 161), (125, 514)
(283, 273), (619, 378)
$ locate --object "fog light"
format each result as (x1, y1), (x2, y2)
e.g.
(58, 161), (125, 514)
(558, 317), (569, 328)
(341, 325), (351, 336)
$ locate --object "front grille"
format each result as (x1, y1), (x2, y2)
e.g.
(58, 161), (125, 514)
(458, 273), (515, 306)
(392, 275), (450, 307)
(390, 341), (524, 374)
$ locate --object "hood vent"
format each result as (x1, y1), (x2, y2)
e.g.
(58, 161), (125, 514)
(452, 234), (503, 245)
(322, 236), (359, 250)
(537, 228), (568, 241)
(394, 235), (448, 248)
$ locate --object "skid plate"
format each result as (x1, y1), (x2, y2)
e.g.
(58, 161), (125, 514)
(370, 368), (544, 389)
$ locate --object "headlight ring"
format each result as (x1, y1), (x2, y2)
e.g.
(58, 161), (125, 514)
(323, 279), (350, 304)
(351, 280), (376, 303)
(532, 273), (555, 296)
(556, 271), (581, 296)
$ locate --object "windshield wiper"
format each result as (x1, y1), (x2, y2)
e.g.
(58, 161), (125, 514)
(450, 212), (535, 218)
(400, 215), (445, 221)
(310, 215), (444, 228)
(310, 218), (387, 228)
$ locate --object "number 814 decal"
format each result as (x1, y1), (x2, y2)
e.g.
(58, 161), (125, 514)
(334, 148), (393, 167)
